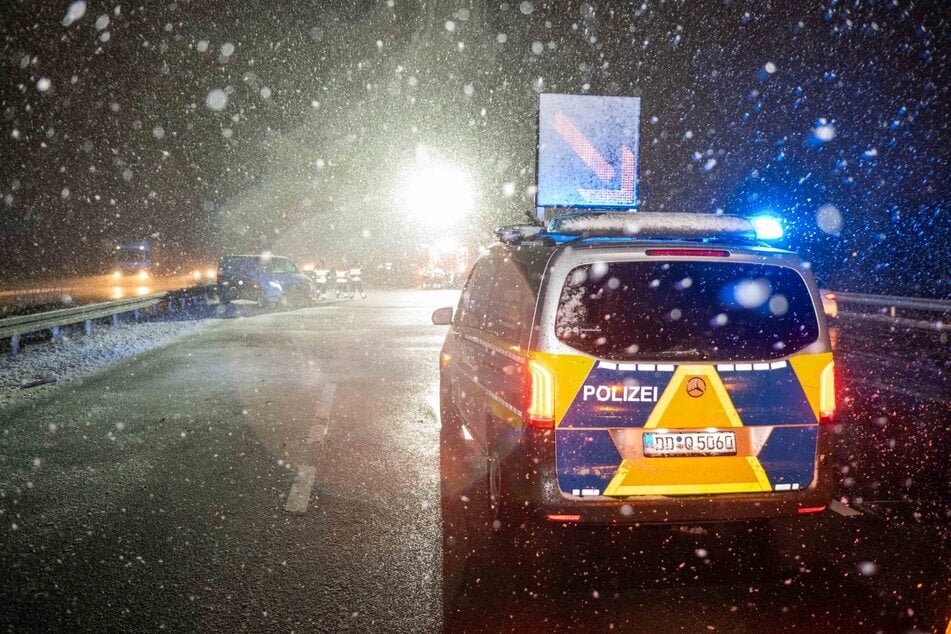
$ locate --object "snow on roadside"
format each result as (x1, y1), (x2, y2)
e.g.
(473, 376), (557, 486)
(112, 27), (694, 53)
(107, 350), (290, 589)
(0, 318), (207, 411)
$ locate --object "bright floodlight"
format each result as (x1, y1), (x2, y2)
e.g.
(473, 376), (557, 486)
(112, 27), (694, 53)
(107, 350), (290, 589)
(433, 237), (463, 254)
(402, 162), (474, 229)
(750, 215), (784, 241)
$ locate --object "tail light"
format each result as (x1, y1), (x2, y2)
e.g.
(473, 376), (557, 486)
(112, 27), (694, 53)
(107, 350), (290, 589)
(819, 360), (835, 424)
(797, 505), (826, 515)
(524, 359), (555, 430)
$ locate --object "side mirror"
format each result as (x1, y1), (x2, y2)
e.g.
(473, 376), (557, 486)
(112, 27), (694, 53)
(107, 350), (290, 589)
(432, 307), (453, 325)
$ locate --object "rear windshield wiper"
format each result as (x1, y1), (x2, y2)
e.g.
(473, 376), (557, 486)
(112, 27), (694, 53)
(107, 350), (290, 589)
(662, 348), (706, 359)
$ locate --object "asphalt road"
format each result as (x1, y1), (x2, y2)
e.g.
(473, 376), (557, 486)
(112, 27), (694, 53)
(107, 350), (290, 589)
(0, 290), (947, 633)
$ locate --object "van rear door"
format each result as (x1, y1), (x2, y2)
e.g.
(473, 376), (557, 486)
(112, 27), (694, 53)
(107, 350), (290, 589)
(547, 258), (832, 498)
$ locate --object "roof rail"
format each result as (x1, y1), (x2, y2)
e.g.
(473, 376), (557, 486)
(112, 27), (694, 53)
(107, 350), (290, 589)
(495, 212), (775, 246)
(547, 212), (757, 240)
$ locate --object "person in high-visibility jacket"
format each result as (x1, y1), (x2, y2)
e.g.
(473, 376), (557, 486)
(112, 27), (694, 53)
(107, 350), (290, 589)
(335, 262), (349, 299)
(348, 262), (365, 299)
(313, 260), (330, 300)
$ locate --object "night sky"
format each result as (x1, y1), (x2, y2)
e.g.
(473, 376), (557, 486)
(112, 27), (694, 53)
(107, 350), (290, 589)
(0, 0), (947, 296)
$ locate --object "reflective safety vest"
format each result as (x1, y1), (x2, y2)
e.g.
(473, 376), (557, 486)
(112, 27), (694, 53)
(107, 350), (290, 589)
(348, 267), (362, 282)
(335, 269), (348, 283)
(314, 268), (329, 284)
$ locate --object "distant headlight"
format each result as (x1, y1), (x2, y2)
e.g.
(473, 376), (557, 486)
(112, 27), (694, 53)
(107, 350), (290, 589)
(112, 271), (122, 280)
(193, 270), (202, 281)
(206, 269), (216, 279)
(138, 270), (150, 280)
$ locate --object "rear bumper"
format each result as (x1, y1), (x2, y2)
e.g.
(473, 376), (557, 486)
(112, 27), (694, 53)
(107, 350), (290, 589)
(530, 487), (831, 525)
(508, 426), (835, 525)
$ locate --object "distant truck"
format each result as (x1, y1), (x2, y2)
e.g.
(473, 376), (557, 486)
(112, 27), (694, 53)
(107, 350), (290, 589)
(113, 240), (155, 279)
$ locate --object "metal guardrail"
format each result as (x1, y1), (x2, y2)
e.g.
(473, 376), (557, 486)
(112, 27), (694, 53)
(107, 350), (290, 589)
(0, 286), (215, 355)
(832, 291), (950, 331)
(3, 286), (945, 356)
(833, 292), (951, 314)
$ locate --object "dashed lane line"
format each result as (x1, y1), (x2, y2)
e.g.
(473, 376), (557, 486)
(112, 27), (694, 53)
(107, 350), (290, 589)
(309, 383), (336, 443)
(286, 383), (336, 514)
(308, 423), (329, 444)
(314, 383), (336, 422)
(284, 465), (317, 514)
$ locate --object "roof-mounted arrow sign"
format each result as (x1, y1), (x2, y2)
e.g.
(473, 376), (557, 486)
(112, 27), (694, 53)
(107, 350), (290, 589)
(537, 94), (640, 209)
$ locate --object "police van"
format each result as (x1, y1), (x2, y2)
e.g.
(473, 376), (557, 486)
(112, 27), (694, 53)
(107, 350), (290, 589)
(434, 212), (835, 551)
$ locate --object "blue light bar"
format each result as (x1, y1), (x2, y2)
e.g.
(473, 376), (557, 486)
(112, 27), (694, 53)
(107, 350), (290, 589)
(749, 215), (784, 241)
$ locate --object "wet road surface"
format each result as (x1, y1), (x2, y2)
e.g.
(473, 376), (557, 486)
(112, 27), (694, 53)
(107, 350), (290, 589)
(0, 290), (947, 632)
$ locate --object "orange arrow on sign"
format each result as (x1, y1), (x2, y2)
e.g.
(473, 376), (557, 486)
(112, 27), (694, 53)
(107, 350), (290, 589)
(551, 113), (615, 182)
(551, 112), (636, 205)
(578, 145), (635, 204)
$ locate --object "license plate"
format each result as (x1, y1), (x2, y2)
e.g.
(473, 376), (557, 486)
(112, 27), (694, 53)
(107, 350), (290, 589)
(642, 431), (736, 457)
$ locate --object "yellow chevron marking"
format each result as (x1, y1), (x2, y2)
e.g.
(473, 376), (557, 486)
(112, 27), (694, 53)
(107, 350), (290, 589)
(604, 364), (774, 496)
(789, 352), (833, 422)
(644, 365), (742, 429)
(603, 456), (772, 496)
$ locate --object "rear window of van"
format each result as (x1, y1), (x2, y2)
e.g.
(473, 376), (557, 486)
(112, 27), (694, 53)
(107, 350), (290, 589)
(219, 257), (261, 276)
(555, 261), (820, 361)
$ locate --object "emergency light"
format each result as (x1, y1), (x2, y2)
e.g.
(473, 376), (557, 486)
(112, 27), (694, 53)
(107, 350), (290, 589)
(749, 215), (785, 241)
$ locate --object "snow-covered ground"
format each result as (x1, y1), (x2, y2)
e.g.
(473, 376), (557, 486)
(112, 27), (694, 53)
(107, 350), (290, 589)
(0, 318), (208, 411)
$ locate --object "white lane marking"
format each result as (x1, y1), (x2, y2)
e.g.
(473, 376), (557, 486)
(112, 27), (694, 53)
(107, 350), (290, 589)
(829, 500), (863, 517)
(315, 383), (336, 420)
(308, 383), (335, 444)
(285, 465), (317, 514)
(308, 423), (329, 444)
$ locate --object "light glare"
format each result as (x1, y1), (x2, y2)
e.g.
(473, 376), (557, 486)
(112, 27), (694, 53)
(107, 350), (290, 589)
(750, 215), (784, 240)
(401, 161), (474, 230)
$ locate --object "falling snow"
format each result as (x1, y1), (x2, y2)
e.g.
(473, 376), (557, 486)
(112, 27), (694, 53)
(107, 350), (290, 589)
(61, 1), (87, 27)
(205, 88), (229, 111)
